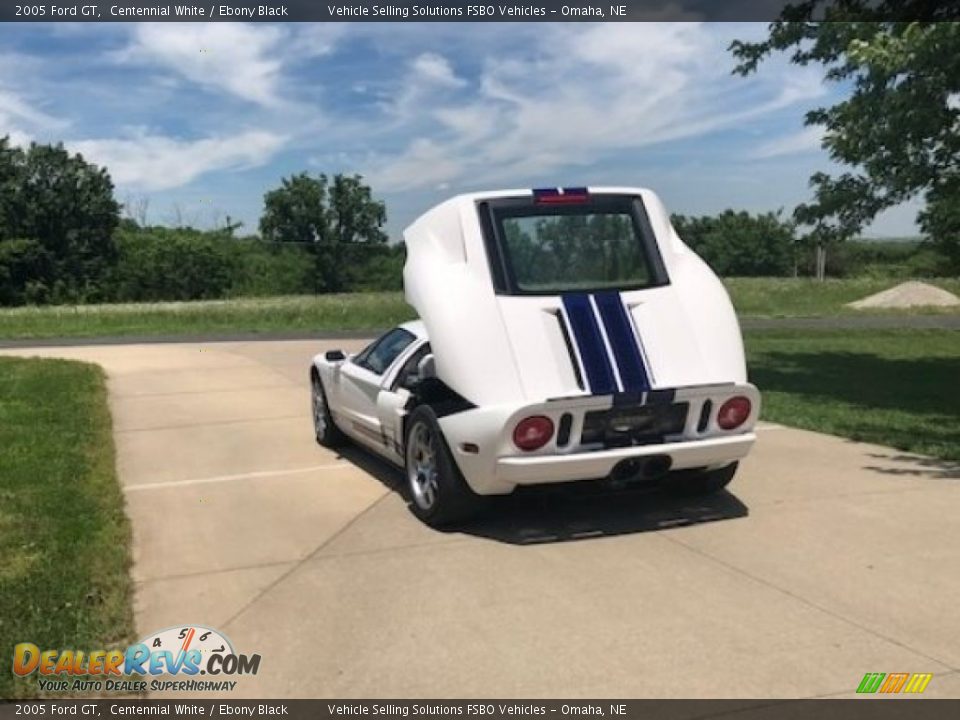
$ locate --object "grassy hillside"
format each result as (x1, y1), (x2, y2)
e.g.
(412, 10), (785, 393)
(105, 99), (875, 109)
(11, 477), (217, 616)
(724, 278), (960, 317)
(0, 279), (957, 341)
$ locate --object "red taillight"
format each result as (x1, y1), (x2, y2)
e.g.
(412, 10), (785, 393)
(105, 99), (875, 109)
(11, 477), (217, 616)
(717, 396), (752, 430)
(513, 415), (555, 451)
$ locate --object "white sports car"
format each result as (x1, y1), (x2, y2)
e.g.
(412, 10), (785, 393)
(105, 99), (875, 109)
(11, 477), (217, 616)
(310, 187), (760, 526)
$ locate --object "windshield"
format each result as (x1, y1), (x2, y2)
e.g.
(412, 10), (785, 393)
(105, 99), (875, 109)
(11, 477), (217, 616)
(353, 327), (415, 375)
(480, 194), (668, 295)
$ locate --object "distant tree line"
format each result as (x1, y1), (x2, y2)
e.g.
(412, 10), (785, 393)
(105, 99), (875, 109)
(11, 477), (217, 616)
(0, 137), (402, 306)
(0, 135), (954, 307)
(671, 211), (952, 279)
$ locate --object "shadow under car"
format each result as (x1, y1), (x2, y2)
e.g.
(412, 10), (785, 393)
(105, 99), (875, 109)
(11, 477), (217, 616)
(334, 444), (749, 545)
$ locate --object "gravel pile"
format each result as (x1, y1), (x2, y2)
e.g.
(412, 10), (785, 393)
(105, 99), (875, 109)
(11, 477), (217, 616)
(847, 281), (960, 309)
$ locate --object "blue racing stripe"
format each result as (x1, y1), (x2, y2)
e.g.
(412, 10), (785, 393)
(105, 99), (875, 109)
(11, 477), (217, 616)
(594, 291), (650, 392)
(561, 294), (617, 395)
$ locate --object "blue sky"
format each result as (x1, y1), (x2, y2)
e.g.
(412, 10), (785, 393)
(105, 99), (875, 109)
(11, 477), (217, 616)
(1, 22), (920, 239)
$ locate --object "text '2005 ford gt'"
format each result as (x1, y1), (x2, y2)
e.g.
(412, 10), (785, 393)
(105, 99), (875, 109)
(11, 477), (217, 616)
(310, 187), (760, 526)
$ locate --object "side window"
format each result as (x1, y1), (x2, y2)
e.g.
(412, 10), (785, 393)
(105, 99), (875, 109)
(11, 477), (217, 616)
(352, 338), (379, 369)
(354, 328), (415, 376)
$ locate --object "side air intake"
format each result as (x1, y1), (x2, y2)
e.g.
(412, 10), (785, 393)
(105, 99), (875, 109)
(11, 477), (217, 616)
(553, 311), (584, 390)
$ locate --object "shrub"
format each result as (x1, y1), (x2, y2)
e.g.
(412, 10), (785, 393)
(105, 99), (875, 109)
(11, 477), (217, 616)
(112, 227), (238, 302)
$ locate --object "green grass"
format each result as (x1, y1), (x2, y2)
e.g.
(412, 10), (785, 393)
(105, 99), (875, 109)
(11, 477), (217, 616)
(725, 277), (960, 317)
(0, 358), (134, 698)
(745, 329), (960, 462)
(0, 292), (416, 340)
(0, 279), (958, 341)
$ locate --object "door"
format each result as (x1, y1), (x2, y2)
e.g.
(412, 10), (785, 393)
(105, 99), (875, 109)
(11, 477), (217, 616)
(337, 328), (416, 451)
(375, 342), (433, 462)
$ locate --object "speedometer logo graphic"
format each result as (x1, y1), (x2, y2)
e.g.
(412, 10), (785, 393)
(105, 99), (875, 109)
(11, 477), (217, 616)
(138, 625), (235, 673)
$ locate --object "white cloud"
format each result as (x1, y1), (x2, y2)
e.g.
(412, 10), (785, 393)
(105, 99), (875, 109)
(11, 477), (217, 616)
(752, 125), (825, 158)
(0, 86), (68, 147)
(365, 139), (464, 191)
(376, 51), (467, 126)
(362, 23), (828, 191)
(70, 130), (286, 191)
(114, 24), (288, 107)
(0, 52), (70, 145)
(286, 24), (345, 59)
(411, 53), (465, 88)
(0, 123), (31, 148)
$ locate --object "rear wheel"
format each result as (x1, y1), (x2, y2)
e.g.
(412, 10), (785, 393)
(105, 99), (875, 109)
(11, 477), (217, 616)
(404, 406), (486, 526)
(668, 461), (738, 497)
(311, 374), (346, 448)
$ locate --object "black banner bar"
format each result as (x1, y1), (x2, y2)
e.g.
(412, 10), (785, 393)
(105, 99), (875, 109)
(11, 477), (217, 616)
(2, 701), (960, 720)
(1, 0), (959, 23)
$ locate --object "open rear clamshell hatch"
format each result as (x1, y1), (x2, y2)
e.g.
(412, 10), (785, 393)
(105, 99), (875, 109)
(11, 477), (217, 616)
(403, 187), (748, 407)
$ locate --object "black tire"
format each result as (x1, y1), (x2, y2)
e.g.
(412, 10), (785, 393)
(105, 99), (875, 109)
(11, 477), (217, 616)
(311, 373), (346, 448)
(404, 405), (487, 527)
(668, 461), (738, 497)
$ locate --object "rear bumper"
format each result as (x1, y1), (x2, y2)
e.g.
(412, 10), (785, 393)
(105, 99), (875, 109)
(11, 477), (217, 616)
(495, 433), (755, 487)
(438, 382), (759, 495)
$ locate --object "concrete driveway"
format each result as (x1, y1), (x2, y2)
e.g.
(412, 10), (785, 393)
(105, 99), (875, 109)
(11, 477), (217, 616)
(3, 339), (959, 698)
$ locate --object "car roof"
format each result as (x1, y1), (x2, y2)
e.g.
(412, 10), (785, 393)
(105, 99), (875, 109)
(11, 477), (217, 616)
(419, 186), (655, 205)
(399, 319), (427, 340)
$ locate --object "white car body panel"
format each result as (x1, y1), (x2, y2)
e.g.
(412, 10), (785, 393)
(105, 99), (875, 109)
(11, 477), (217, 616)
(314, 323), (429, 464)
(313, 186), (759, 497)
(403, 187), (747, 407)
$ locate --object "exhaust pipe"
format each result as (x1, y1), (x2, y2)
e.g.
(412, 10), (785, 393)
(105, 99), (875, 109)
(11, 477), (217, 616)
(609, 458), (644, 486)
(608, 455), (673, 487)
(642, 454), (672, 479)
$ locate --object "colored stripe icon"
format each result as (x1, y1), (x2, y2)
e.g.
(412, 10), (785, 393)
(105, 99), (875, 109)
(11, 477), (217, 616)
(857, 672), (933, 694)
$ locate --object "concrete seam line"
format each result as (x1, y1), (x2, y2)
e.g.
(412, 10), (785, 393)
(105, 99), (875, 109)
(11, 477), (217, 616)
(662, 533), (959, 672)
(218, 489), (393, 632)
(310, 536), (475, 563)
(134, 558), (297, 585)
(115, 413), (307, 434)
(125, 463), (349, 492)
(114, 383), (295, 399)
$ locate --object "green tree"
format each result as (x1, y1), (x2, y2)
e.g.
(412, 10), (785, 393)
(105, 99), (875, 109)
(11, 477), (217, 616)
(0, 238), (51, 305)
(672, 210), (796, 277)
(0, 136), (120, 302)
(731, 5), (960, 271)
(260, 173), (387, 292)
(112, 226), (238, 302)
(345, 243), (406, 292)
(259, 173), (331, 246)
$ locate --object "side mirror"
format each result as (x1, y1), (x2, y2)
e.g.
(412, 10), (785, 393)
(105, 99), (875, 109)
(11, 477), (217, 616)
(325, 349), (346, 362)
(416, 354), (436, 380)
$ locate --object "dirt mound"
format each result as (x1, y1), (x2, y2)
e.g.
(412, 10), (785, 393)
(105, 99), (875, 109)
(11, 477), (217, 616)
(848, 281), (960, 309)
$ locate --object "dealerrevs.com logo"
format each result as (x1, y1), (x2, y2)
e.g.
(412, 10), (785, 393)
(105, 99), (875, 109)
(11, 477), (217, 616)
(12, 625), (261, 693)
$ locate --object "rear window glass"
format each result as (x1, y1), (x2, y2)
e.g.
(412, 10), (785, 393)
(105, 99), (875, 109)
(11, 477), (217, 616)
(482, 195), (667, 295)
